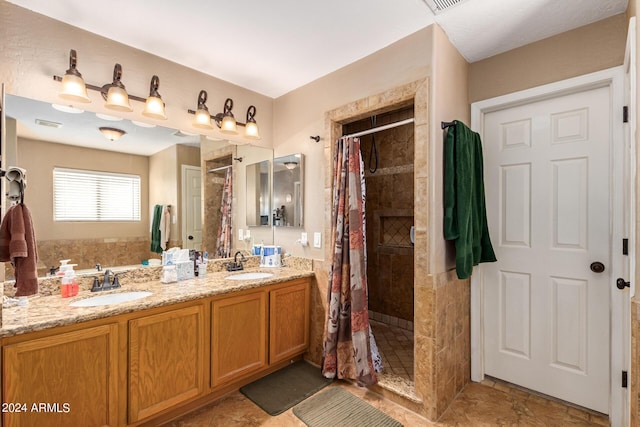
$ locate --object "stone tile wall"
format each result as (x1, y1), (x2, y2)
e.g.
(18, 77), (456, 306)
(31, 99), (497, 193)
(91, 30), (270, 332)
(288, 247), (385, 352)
(344, 108), (415, 323)
(8, 237), (153, 280)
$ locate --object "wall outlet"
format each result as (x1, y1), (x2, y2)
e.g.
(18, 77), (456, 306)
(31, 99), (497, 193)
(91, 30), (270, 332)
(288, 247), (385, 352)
(300, 232), (308, 246)
(244, 229), (251, 240)
(238, 229), (244, 241)
(313, 232), (322, 248)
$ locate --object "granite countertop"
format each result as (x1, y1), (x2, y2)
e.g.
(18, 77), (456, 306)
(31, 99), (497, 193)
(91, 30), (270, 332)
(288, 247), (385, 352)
(0, 266), (314, 338)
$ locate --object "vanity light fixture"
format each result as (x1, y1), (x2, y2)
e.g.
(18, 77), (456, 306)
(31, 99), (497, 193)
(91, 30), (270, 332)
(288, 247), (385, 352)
(53, 49), (168, 119)
(188, 91), (260, 139)
(284, 161), (298, 170)
(192, 90), (214, 129)
(99, 127), (126, 141)
(141, 75), (167, 120)
(244, 105), (260, 140)
(58, 49), (91, 103)
(104, 64), (133, 112)
(219, 98), (237, 134)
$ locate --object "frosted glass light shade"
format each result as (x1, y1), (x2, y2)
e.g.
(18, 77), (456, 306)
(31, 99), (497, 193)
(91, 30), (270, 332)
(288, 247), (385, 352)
(142, 95), (167, 120)
(105, 86), (133, 112)
(193, 108), (213, 129)
(244, 121), (260, 139)
(99, 127), (126, 141)
(59, 73), (91, 103)
(220, 115), (237, 134)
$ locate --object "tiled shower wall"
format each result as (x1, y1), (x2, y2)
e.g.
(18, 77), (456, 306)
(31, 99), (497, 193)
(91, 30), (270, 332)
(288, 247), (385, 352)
(343, 108), (415, 322)
(203, 159), (230, 255)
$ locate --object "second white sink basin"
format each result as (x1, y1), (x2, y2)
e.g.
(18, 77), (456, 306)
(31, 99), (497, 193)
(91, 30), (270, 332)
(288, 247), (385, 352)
(70, 291), (152, 307)
(225, 272), (274, 281)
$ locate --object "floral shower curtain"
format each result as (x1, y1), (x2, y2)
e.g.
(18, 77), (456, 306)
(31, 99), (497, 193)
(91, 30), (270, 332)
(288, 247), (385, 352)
(322, 136), (379, 387)
(215, 167), (233, 258)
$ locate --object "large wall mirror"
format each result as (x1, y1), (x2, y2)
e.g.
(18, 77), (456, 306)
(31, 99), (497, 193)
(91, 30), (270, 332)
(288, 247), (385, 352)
(3, 93), (272, 277)
(246, 159), (271, 227)
(273, 153), (303, 227)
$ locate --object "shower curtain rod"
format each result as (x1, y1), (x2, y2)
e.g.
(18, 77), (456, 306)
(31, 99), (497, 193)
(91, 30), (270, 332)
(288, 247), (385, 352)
(207, 165), (232, 173)
(343, 117), (415, 139)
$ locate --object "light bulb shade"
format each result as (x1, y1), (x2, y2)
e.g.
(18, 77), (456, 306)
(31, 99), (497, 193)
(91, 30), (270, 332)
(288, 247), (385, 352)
(60, 73), (91, 103)
(192, 90), (213, 129)
(193, 108), (213, 129)
(142, 95), (167, 120)
(105, 85), (133, 112)
(142, 75), (167, 120)
(58, 49), (91, 103)
(284, 161), (298, 170)
(99, 127), (126, 141)
(220, 114), (237, 134)
(244, 105), (260, 139)
(244, 121), (260, 139)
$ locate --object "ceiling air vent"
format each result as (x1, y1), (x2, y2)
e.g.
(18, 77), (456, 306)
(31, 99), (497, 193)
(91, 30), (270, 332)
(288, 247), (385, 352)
(422, 0), (467, 14)
(35, 118), (62, 128)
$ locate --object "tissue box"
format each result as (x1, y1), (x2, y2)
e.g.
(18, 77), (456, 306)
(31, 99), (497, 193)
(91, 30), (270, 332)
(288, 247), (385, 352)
(176, 261), (194, 281)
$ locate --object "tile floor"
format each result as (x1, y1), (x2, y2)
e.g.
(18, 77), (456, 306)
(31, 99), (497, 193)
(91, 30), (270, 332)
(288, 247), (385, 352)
(164, 378), (609, 426)
(165, 319), (610, 427)
(371, 320), (414, 381)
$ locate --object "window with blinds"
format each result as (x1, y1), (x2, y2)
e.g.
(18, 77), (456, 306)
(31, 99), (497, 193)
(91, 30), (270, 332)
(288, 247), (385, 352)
(53, 168), (141, 221)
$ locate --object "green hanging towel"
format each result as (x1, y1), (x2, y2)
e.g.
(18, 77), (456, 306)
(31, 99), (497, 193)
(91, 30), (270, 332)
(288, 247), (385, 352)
(150, 204), (163, 254)
(444, 121), (496, 279)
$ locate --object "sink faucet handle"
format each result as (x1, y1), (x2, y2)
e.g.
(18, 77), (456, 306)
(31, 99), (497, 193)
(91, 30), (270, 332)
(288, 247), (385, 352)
(112, 273), (121, 288)
(95, 263), (102, 272)
(91, 276), (101, 292)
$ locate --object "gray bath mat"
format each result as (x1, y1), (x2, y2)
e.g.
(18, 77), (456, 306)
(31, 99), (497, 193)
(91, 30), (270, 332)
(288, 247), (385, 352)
(240, 361), (332, 416)
(293, 386), (404, 427)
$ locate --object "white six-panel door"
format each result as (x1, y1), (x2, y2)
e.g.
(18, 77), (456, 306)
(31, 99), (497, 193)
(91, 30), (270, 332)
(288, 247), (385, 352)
(482, 85), (611, 413)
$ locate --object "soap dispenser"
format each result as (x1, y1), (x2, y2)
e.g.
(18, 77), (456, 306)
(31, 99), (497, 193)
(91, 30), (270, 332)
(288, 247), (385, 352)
(61, 264), (78, 298)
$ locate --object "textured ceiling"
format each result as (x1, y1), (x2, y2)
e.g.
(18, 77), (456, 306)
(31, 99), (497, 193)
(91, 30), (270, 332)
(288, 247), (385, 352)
(7, 0), (628, 98)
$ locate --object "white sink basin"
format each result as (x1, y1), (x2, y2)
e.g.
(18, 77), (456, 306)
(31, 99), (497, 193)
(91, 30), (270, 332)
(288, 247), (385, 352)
(225, 272), (274, 281)
(69, 291), (152, 307)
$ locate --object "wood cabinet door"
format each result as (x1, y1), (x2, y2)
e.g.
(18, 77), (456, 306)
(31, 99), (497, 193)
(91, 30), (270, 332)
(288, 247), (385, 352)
(211, 291), (267, 387)
(3, 324), (119, 427)
(128, 304), (205, 423)
(269, 280), (310, 364)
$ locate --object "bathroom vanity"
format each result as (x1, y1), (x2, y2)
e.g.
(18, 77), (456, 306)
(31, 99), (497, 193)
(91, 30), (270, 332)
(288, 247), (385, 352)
(0, 267), (312, 427)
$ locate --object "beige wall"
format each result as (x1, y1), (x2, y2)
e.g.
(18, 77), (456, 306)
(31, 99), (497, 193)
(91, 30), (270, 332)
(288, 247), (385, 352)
(429, 24), (470, 273)
(273, 27), (434, 258)
(18, 137), (149, 240)
(469, 14), (627, 103)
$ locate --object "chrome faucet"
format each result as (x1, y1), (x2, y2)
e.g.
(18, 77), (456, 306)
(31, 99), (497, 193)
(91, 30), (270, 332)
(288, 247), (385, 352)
(226, 251), (246, 272)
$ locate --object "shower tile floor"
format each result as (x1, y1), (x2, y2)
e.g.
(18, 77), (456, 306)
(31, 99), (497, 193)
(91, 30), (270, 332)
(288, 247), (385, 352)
(370, 319), (414, 381)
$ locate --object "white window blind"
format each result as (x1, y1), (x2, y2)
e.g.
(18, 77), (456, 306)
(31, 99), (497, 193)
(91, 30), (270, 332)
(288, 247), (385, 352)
(54, 168), (141, 221)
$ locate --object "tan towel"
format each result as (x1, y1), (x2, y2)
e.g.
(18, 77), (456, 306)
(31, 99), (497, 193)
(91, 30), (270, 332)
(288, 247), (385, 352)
(0, 204), (39, 296)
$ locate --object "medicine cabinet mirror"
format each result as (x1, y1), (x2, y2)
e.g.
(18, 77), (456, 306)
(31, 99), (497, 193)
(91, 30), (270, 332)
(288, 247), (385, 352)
(272, 153), (303, 227)
(245, 159), (271, 227)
